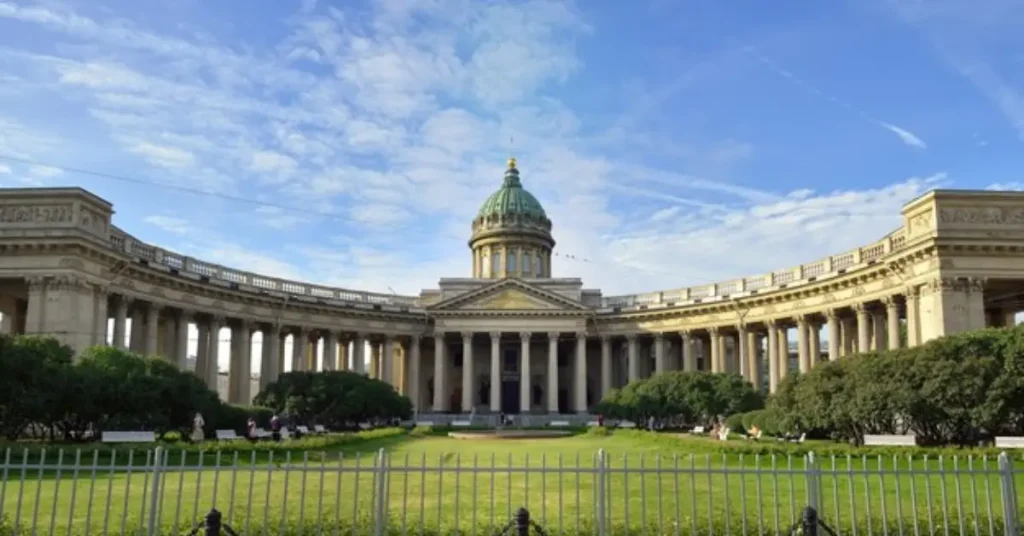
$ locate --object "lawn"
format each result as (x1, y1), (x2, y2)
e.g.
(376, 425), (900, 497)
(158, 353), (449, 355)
(1, 429), (1021, 535)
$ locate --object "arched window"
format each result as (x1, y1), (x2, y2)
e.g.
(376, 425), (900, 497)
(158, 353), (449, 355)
(491, 251), (500, 278)
(523, 252), (532, 277)
(506, 249), (517, 274)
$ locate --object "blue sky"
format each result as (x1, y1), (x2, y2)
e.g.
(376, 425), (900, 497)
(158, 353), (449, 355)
(1, 0), (1023, 302)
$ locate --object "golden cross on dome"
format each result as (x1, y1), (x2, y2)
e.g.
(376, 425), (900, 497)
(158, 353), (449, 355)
(508, 136), (517, 169)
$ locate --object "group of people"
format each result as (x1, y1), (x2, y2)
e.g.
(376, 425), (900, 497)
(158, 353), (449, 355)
(188, 411), (291, 443)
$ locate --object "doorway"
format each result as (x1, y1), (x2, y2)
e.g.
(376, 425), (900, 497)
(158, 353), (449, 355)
(501, 380), (520, 414)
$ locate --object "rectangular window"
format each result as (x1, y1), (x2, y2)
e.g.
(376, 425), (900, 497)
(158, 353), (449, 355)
(523, 252), (532, 277)
(535, 255), (543, 277)
(491, 252), (500, 278)
(502, 348), (518, 373)
(507, 250), (517, 274)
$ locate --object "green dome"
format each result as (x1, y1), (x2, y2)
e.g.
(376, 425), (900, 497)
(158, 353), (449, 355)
(476, 158), (548, 220)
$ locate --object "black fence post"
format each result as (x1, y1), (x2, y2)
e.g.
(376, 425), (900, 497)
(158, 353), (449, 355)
(515, 507), (530, 536)
(204, 509), (222, 536)
(801, 506), (818, 536)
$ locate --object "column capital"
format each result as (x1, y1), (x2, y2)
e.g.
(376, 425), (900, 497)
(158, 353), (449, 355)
(489, 331), (501, 342)
(882, 295), (900, 308)
(624, 333), (637, 342)
(263, 323), (281, 335)
(520, 331), (532, 342)
(547, 331), (560, 340)
(599, 333), (611, 343)
(966, 276), (987, 293)
(178, 308), (194, 319)
(210, 314), (226, 325)
(575, 330), (587, 340)
(709, 326), (721, 335)
(408, 333), (422, 343)
(353, 330), (367, 339)
(905, 284), (921, 299)
(461, 331), (473, 342)
(736, 323), (748, 334)
(852, 303), (869, 315)
(765, 318), (778, 328)
(384, 333), (396, 343)
(795, 314), (809, 326)
(653, 332), (664, 340)
(824, 309), (840, 320)
(433, 331), (445, 341)
(678, 329), (690, 339)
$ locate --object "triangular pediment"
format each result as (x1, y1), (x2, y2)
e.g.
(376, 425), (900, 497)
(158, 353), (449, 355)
(429, 279), (588, 312)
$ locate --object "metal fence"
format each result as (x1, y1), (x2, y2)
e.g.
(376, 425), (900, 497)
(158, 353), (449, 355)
(0, 447), (1021, 535)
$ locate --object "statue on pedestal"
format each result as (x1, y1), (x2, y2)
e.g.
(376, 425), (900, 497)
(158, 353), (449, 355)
(191, 412), (205, 442)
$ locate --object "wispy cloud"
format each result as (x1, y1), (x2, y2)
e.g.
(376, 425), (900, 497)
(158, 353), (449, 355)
(743, 46), (927, 150)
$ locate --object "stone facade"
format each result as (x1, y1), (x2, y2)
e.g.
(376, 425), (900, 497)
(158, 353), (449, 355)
(1, 186), (1023, 413)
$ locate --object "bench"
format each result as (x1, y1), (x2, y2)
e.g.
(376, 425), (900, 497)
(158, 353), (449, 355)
(549, 420), (571, 427)
(358, 422), (371, 430)
(995, 437), (1024, 449)
(618, 421), (636, 428)
(101, 431), (156, 443)
(691, 426), (706, 435)
(313, 425), (327, 434)
(279, 429), (291, 440)
(586, 421), (601, 427)
(296, 425), (311, 435)
(864, 434), (916, 447)
(252, 428), (272, 439)
(451, 420), (472, 427)
(215, 429), (240, 440)
(415, 421), (435, 427)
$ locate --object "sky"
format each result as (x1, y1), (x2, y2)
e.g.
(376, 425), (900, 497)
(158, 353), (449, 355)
(2, 0), (1024, 375)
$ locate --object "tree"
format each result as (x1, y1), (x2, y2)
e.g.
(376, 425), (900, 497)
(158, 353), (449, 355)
(593, 371), (764, 426)
(0, 335), (74, 439)
(253, 371), (412, 428)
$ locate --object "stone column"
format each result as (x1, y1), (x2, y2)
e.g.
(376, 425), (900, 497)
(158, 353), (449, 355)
(680, 331), (695, 372)
(323, 331), (338, 371)
(113, 296), (130, 349)
(129, 306), (145, 353)
(826, 310), (840, 361)
(737, 324), (749, 380)
(599, 335), (612, 399)
(767, 321), (780, 393)
(206, 316), (224, 393)
(777, 324), (790, 378)
(378, 336), (392, 385)
(653, 333), (666, 374)
(809, 323), (821, 367)
(871, 310), (886, 351)
(144, 303), (160, 357)
(290, 328), (305, 372)
(574, 331), (587, 413)
(490, 332), (501, 412)
(260, 324), (281, 390)
(854, 304), (870, 354)
(196, 321), (210, 385)
(461, 332), (474, 412)
(709, 328), (722, 373)
(547, 332), (559, 413)
(229, 321), (253, 404)
(746, 330), (761, 389)
(338, 337), (349, 371)
(885, 296), (901, 350)
(175, 309), (190, 370)
(352, 333), (366, 374)
(432, 333), (447, 412)
(796, 316), (810, 374)
(520, 332), (532, 413)
(370, 342), (381, 378)
(408, 335), (421, 411)
(626, 334), (639, 382)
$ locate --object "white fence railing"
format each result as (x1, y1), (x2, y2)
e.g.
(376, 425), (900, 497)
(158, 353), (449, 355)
(0, 447), (1021, 535)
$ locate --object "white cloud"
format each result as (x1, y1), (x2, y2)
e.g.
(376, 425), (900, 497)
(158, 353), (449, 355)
(28, 165), (62, 178)
(144, 215), (193, 235)
(129, 141), (195, 169)
(880, 123), (928, 149)
(0, 163), (11, 174)
(249, 150), (297, 177)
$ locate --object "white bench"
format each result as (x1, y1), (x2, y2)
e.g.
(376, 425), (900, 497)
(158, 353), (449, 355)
(215, 429), (240, 440)
(549, 420), (571, 427)
(358, 422), (371, 430)
(101, 431), (155, 443)
(451, 420), (472, 427)
(279, 428), (291, 440)
(586, 421), (600, 427)
(995, 437), (1024, 449)
(864, 434), (916, 447)
(313, 425), (327, 434)
(296, 425), (311, 435)
(618, 421), (636, 428)
(691, 426), (706, 435)
(252, 428), (272, 439)
(415, 421), (435, 427)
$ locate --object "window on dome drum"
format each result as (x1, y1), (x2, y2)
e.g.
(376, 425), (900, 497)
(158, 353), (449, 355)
(507, 250), (517, 274)
(491, 251), (500, 278)
(523, 252), (532, 277)
(535, 255), (543, 277)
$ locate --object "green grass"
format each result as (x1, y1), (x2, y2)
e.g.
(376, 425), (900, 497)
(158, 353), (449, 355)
(1, 430), (1022, 535)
